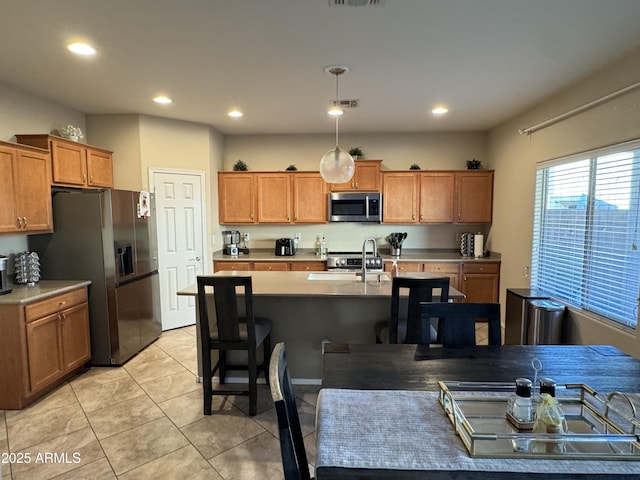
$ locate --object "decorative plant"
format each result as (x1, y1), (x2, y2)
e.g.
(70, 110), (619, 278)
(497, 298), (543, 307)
(59, 124), (84, 140)
(349, 146), (364, 158)
(466, 158), (482, 169)
(409, 163), (421, 170)
(285, 164), (297, 171)
(233, 159), (248, 171)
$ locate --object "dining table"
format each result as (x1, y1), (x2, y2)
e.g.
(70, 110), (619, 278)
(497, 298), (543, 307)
(316, 343), (640, 479)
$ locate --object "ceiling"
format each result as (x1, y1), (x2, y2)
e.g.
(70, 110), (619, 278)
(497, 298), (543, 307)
(2, 1), (640, 135)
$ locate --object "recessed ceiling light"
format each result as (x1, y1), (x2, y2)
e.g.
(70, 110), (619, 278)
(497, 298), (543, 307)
(228, 110), (243, 118)
(432, 106), (449, 115)
(67, 42), (96, 56)
(153, 96), (173, 105)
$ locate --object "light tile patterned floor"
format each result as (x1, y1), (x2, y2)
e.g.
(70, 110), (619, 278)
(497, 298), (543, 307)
(0, 323), (496, 480)
(0, 326), (318, 480)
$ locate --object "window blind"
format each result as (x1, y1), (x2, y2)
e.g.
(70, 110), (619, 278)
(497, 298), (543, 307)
(531, 144), (640, 328)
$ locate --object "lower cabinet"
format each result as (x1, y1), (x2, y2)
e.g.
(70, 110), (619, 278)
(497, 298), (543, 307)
(459, 262), (500, 303)
(214, 260), (326, 272)
(0, 286), (90, 409)
(383, 261), (500, 303)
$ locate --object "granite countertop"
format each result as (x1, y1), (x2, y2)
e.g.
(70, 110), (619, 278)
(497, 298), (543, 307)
(178, 270), (465, 299)
(212, 248), (501, 263)
(0, 280), (91, 305)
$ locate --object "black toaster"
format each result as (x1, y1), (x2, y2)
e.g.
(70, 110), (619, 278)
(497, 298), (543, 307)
(275, 238), (296, 256)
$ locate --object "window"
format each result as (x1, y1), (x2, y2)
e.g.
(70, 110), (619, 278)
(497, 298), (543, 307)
(531, 141), (640, 328)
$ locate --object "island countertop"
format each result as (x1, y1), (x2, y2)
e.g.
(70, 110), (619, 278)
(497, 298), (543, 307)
(0, 280), (91, 305)
(178, 270), (465, 299)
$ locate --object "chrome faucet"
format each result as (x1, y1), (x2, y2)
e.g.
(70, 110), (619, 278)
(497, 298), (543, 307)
(361, 237), (378, 282)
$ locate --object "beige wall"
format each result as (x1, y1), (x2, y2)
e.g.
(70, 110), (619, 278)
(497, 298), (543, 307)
(223, 131), (486, 172)
(0, 80), (85, 258)
(88, 114), (224, 259)
(488, 47), (640, 356)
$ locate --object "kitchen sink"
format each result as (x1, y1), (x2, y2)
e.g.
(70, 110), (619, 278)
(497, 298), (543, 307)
(307, 272), (392, 281)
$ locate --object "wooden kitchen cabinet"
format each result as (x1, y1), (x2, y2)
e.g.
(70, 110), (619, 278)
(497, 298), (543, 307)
(423, 262), (460, 289)
(382, 172), (418, 223)
(459, 262), (500, 303)
(214, 260), (326, 272)
(213, 261), (252, 272)
(253, 262), (289, 271)
(0, 141), (52, 234)
(218, 173), (256, 224)
(292, 173), (327, 223)
(383, 261), (422, 273)
(219, 171), (327, 224)
(330, 160), (382, 191)
(455, 170), (494, 223)
(419, 172), (455, 223)
(0, 286), (90, 409)
(257, 173), (291, 223)
(15, 134), (114, 189)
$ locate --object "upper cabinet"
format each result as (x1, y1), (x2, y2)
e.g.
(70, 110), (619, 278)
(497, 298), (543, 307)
(218, 172), (256, 224)
(15, 134), (114, 189)
(0, 141), (52, 234)
(381, 172), (418, 223)
(382, 170), (493, 224)
(218, 171), (327, 224)
(456, 170), (494, 223)
(329, 160), (382, 191)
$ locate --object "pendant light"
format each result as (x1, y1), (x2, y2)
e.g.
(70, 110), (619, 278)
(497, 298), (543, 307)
(319, 66), (355, 184)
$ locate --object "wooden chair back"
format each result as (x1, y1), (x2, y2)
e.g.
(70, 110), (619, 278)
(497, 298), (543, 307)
(419, 302), (501, 347)
(389, 276), (450, 344)
(197, 275), (255, 347)
(269, 342), (312, 480)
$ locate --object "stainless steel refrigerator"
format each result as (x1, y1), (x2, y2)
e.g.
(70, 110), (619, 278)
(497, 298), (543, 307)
(29, 189), (161, 365)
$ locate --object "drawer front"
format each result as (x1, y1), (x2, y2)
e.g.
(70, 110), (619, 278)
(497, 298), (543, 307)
(423, 262), (459, 274)
(25, 288), (87, 322)
(290, 261), (326, 271)
(461, 262), (500, 274)
(253, 262), (289, 271)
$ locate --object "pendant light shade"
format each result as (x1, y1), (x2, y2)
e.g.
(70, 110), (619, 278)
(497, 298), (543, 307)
(320, 66), (354, 183)
(320, 145), (355, 183)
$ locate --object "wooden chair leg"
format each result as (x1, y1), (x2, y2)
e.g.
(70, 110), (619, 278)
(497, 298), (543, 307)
(248, 347), (258, 416)
(218, 349), (226, 384)
(203, 349), (213, 416)
(262, 335), (271, 384)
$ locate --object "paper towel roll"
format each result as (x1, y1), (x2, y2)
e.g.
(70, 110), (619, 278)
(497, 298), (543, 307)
(474, 233), (484, 257)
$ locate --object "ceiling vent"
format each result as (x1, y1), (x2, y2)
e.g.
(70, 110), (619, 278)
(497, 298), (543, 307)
(330, 0), (385, 6)
(331, 99), (359, 109)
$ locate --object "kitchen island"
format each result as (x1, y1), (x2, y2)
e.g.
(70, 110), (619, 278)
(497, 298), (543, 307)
(178, 270), (464, 381)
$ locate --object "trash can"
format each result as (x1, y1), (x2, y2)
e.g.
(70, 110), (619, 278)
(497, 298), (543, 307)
(527, 299), (565, 345)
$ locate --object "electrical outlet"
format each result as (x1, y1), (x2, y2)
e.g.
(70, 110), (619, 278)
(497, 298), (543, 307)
(295, 232), (301, 241)
(243, 232), (250, 242)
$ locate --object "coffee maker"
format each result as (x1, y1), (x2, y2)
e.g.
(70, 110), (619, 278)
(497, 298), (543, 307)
(0, 255), (13, 295)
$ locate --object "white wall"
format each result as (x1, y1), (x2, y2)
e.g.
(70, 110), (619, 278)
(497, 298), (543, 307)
(488, 46), (640, 356)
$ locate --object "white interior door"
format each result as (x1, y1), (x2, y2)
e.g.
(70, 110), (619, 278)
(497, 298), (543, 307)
(151, 170), (206, 330)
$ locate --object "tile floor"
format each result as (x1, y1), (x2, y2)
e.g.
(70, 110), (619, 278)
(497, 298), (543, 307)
(0, 325), (319, 480)
(0, 323), (493, 480)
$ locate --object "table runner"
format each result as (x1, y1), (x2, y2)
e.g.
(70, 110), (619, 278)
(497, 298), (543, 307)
(315, 389), (640, 476)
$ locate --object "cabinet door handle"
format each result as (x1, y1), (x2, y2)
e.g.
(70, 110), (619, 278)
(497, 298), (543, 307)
(22, 217), (27, 228)
(16, 217), (21, 228)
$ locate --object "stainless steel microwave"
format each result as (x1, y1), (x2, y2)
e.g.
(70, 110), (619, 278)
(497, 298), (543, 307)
(328, 192), (382, 222)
